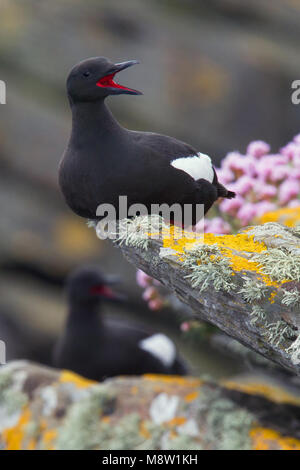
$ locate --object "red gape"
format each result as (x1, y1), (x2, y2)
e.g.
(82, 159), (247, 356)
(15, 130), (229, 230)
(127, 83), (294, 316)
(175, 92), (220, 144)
(89, 285), (115, 298)
(96, 73), (135, 92)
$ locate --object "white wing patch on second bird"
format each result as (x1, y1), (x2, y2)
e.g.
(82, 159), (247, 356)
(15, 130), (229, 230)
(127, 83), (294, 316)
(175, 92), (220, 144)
(171, 152), (214, 183)
(139, 333), (176, 367)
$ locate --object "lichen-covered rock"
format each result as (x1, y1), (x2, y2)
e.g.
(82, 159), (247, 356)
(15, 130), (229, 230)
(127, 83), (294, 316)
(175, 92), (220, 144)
(1, 361), (300, 450)
(116, 219), (300, 375)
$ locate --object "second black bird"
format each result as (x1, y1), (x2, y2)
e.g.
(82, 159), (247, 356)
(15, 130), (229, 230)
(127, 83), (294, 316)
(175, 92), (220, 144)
(53, 266), (187, 381)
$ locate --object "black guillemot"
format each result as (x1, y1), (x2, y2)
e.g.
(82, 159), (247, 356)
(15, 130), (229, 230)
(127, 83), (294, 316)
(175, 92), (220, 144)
(53, 266), (187, 380)
(59, 57), (235, 226)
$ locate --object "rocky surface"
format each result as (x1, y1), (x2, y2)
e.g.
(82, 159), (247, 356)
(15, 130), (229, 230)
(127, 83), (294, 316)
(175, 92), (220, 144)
(116, 219), (300, 375)
(1, 0), (300, 365)
(2, 361), (300, 450)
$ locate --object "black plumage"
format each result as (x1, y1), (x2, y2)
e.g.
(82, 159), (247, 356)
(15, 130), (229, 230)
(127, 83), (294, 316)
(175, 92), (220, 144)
(53, 266), (187, 381)
(59, 57), (235, 225)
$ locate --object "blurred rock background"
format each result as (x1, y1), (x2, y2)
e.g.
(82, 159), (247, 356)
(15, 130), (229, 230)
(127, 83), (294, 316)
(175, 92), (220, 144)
(0, 0), (300, 376)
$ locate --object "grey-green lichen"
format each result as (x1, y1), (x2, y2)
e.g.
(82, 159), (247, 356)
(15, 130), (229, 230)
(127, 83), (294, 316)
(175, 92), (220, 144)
(57, 386), (165, 450)
(182, 244), (235, 293)
(265, 321), (295, 348)
(115, 215), (167, 250)
(162, 434), (203, 451)
(57, 376), (256, 450)
(286, 334), (300, 365)
(0, 370), (12, 392)
(0, 369), (28, 434)
(239, 277), (268, 303)
(100, 413), (145, 450)
(56, 386), (114, 450)
(292, 224), (300, 236)
(0, 370), (27, 416)
(198, 387), (253, 450)
(251, 306), (296, 350)
(24, 421), (40, 439)
(253, 247), (300, 282)
(246, 222), (299, 246)
(282, 289), (300, 307)
(249, 305), (266, 326)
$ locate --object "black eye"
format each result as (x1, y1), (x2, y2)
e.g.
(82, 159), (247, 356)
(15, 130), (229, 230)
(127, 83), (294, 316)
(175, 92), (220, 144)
(83, 71), (90, 77)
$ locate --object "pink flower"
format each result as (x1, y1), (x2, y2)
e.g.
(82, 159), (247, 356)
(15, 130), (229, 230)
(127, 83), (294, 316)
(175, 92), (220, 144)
(180, 322), (191, 332)
(255, 183), (277, 199)
(290, 167), (300, 180)
(247, 140), (270, 158)
(292, 155), (300, 169)
(219, 195), (244, 215)
(255, 157), (273, 180)
(136, 269), (152, 288)
(279, 180), (300, 204)
(288, 199), (300, 208)
(204, 217), (231, 234)
(148, 298), (164, 311)
(222, 152), (256, 176)
(142, 287), (157, 302)
(237, 203), (258, 226)
(293, 134), (300, 144)
(234, 175), (255, 195)
(254, 201), (276, 217)
(281, 142), (300, 161)
(269, 154), (289, 165)
(216, 167), (234, 184)
(221, 152), (244, 171)
(269, 165), (290, 183)
(235, 156), (256, 176)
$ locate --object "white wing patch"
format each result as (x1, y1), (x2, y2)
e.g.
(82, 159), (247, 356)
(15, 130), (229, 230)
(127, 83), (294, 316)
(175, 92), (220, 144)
(139, 333), (176, 367)
(171, 152), (214, 183)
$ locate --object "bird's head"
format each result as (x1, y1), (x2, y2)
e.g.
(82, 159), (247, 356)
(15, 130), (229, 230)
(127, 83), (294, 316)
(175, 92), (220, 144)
(66, 56), (142, 103)
(66, 265), (125, 305)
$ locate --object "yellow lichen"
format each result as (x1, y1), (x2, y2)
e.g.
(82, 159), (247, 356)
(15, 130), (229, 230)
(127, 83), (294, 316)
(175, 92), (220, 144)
(39, 418), (48, 431)
(258, 207), (300, 228)
(143, 374), (202, 387)
(250, 427), (300, 450)
(184, 391), (199, 403)
(2, 406), (31, 450)
(268, 291), (277, 303)
(162, 229), (284, 287)
(42, 429), (57, 449)
(139, 421), (151, 439)
(27, 438), (36, 450)
(222, 380), (300, 406)
(202, 233), (266, 253)
(169, 430), (178, 440)
(167, 416), (187, 427)
(101, 416), (111, 424)
(162, 227), (203, 256)
(59, 370), (96, 388)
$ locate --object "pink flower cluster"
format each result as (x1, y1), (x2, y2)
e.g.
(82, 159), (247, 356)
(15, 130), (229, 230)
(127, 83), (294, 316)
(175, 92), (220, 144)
(207, 136), (300, 231)
(137, 136), (300, 313)
(136, 269), (165, 311)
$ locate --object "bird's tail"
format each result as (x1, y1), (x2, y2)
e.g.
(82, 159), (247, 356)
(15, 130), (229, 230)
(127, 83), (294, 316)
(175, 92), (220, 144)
(216, 183), (236, 199)
(171, 357), (189, 376)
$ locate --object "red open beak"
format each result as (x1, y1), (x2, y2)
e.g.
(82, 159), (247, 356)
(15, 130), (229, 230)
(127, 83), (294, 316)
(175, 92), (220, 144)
(96, 60), (142, 95)
(89, 284), (126, 302)
(90, 285), (116, 298)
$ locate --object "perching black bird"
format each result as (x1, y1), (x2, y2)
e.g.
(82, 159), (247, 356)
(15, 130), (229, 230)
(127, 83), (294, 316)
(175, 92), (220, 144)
(59, 57), (235, 226)
(53, 266), (187, 381)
